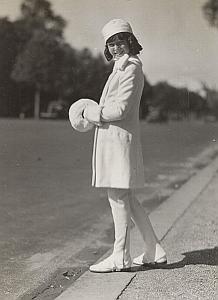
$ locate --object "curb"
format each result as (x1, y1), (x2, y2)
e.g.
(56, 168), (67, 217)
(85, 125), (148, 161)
(55, 156), (218, 300)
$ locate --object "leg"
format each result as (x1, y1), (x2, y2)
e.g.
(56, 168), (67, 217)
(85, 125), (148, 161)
(89, 188), (132, 272)
(108, 188), (132, 268)
(129, 191), (167, 264)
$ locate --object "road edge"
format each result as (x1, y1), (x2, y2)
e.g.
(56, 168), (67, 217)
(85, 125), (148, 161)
(55, 156), (218, 300)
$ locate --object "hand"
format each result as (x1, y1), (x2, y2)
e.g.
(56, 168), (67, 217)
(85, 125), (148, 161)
(83, 104), (102, 126)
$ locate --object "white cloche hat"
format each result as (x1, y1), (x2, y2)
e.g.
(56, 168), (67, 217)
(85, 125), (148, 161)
(102, 19), (133, 43)
(69, 99), (98, 132)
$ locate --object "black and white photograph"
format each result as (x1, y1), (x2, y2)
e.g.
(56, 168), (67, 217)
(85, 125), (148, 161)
(0, 0), (217, 299)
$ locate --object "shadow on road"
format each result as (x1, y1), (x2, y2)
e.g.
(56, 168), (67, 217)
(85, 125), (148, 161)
(121, 247), (218, 273)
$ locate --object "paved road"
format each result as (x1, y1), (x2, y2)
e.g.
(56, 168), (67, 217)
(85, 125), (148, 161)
(55, 156), (218, 300)
(119, 171), (218, 300)
(0, 119), (217, 299)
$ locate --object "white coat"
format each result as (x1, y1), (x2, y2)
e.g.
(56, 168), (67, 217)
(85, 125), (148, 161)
(92, 54), (145, 188)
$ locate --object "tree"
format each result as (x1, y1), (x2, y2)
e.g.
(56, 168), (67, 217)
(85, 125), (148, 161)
(12, 0), (66, 59)
(203, 0), (218, 28)
(11, 0), (67, 118)
(19, 0), (66, 37)
(12, 30), (66, 118)
(69, 48), (112, 102)
(5, 0), (146, 119)
(0, 18), (20, 116)
(146, 81), (206, 122)
(203, 84), (218, 119)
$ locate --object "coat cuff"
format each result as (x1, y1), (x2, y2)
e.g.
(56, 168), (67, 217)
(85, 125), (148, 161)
(84, 104), (102, 125)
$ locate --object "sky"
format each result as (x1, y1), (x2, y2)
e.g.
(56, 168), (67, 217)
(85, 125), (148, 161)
(1, 0), (218, 93)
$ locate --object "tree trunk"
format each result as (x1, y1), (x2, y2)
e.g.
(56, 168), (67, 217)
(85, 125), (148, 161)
(34, 88), (40, 119)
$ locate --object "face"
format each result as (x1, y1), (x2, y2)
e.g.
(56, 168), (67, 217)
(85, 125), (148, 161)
(107, 37), (129, 60)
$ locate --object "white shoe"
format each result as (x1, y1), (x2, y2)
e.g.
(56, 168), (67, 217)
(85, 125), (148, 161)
(133, 253), (167, 266)
(90, 189), (131, 273)
(89, 255), (131, 273)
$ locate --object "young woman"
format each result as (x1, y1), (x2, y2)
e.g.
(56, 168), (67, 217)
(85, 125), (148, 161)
(84, 19), (167, 272)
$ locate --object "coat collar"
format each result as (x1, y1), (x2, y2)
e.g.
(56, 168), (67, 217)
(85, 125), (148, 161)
(113, 54), (130, 71)
(113, 54), (141, 71)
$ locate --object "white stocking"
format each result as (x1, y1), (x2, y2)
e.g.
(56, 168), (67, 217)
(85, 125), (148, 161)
(108, 188), (132, 268)
(129, 191), (166, 262)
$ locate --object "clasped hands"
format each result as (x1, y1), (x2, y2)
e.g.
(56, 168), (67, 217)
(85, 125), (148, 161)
(83, 104), (103, 127)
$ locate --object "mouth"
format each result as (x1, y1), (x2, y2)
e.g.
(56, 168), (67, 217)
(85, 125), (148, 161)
(113, 51), (124, 58)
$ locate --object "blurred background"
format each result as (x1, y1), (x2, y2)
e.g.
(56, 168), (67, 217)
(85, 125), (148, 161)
(0, 0), (218, 122)
(0, 1), (218, 299)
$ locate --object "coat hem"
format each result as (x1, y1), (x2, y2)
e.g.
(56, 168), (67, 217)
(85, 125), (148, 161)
(92, 183), (145, 189)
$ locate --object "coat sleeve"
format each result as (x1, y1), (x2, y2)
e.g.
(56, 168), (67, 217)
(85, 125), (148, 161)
(100, 63), (142, 122)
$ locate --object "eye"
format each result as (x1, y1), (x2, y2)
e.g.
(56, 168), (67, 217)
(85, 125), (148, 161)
(107, 40), (126, 48)
(107, 43), (115, 47)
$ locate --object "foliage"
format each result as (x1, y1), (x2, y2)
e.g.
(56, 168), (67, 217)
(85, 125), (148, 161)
(9, 0), (69, 118)
(0, 18), (18, 79)
(203, 0), (218, 28)
(20, 0), (66, 36)
(9, 0), (113, 118)
(146, 82), (207, 122)
(12, 30), (64, 90)
(69, 48), (112, 102)
(0, 18), (21, 116)
(203, 85), (218, 119)
(0, 0), (216, 121)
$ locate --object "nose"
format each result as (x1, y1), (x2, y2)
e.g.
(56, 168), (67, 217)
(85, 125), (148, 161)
(114, 44), (119, 51)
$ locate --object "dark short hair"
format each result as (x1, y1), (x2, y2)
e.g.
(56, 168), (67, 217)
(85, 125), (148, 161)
(104, 32), (143, 61)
